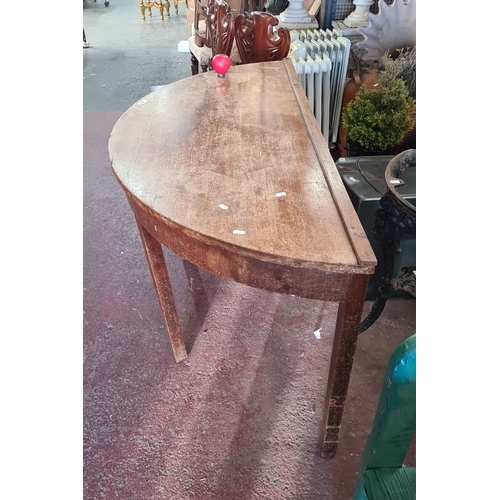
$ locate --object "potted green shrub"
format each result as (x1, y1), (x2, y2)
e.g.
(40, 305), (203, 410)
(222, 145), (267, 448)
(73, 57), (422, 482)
(341, 76), (415, 156)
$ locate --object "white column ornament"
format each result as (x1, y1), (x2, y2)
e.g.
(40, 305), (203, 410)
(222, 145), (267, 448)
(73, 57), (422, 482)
(279, 0), (319, 29)
(343, 0), (374, 28)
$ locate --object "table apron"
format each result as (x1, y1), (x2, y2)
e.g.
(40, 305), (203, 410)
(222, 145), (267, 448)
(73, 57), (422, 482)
(128, 196), (355, 303)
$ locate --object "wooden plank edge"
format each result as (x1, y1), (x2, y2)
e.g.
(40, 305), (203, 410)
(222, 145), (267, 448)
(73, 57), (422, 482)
(282, 59), (377, 270)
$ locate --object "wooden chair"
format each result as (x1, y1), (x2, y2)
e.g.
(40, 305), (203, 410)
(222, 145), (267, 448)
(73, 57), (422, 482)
(234, 11), (291, 64)
(353, 334), (416, 500)
(187, 0), (244, 75)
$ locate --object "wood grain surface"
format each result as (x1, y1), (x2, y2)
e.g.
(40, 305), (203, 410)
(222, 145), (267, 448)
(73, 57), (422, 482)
(109, 60), (376, 278)
(108, 60), (377, 455)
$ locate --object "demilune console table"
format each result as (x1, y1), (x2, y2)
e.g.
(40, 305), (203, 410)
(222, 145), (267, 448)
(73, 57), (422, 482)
(108, 59), (376, 457)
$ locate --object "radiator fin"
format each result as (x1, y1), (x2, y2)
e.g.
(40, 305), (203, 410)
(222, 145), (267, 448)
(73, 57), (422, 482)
(289, 30), (351, 147)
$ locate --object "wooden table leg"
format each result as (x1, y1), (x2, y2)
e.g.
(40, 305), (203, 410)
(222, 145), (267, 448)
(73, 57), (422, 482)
(320, 274), (369, 457)
(135, 220), (188, 363)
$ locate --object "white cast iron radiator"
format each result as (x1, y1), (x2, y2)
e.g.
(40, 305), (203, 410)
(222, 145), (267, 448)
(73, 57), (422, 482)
(288, 30), (351, 147)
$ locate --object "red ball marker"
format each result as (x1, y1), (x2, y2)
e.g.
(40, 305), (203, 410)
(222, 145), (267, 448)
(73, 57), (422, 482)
(212, 54), (231, 77)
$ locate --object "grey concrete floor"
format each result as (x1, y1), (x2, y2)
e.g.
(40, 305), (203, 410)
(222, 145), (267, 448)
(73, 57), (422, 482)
(83, 0), (192, 113)
(83, 2), (416, 499)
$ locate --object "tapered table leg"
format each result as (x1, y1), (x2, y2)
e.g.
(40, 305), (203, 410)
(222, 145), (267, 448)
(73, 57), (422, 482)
(135, 220), (188, 363)
(320, 274), (369, 457)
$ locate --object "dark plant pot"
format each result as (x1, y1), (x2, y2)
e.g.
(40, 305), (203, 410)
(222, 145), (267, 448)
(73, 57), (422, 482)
(346, 141), (395, 157)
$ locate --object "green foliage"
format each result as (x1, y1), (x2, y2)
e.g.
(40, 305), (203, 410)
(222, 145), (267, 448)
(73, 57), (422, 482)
(341, 78), (415, 152)
(378, 47), (416, 100)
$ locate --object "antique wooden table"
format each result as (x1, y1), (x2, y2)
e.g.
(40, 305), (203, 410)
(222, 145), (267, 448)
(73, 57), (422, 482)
(108, 59), (376, 457)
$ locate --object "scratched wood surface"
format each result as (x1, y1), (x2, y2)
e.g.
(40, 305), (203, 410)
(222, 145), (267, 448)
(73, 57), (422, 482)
(108, 59), (377, 455)
(109, 60), (376, 278)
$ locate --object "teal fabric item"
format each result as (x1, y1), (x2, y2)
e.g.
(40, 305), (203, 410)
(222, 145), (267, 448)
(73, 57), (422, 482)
(353, 334), (416, 500)
(364, 467), (416, 500)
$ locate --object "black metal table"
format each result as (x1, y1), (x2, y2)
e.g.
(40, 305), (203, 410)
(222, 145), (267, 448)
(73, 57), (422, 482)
(359, 149), (416, 334)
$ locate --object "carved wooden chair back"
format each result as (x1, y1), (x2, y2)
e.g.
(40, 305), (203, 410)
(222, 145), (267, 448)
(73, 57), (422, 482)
(208, 0), (236, 58)
(193, 0), (212, 49)
(234, 11), (291, 65)
(189, 0), (244, 74)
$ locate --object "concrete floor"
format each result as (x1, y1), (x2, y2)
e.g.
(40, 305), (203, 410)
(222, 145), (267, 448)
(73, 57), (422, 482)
(83, 0), (192, 113)
(83, 2), (416, 499)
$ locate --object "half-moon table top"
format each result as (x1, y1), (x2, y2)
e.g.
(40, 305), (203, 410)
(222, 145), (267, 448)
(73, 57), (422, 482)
(109, 59), (376, 276)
